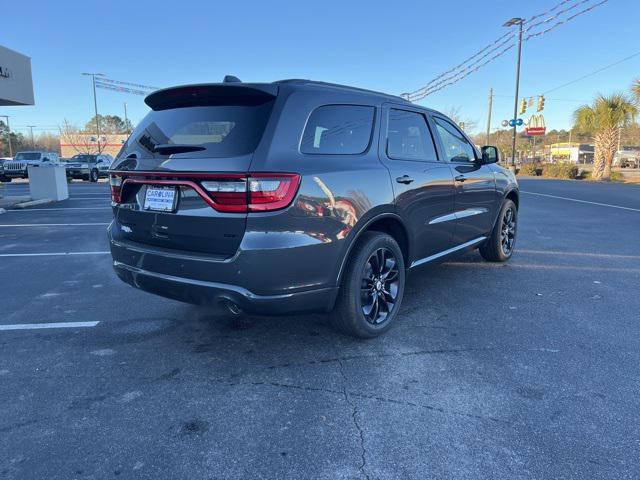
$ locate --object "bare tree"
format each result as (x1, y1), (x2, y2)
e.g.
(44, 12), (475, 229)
(444, 106), (478, 133)
(59, 120), (119, 155)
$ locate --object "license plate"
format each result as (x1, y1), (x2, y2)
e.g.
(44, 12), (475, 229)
(144, 186), (177, 212)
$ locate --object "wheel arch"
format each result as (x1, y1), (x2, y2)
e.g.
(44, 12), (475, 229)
(505, 188), (519, 209)
(335, 212), (410, 288)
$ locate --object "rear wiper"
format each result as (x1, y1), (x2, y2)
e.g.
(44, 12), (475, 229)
(153, 144), (206, 154)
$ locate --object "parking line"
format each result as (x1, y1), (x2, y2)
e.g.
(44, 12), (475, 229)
(6, 207), (111, 211)
(0, 321), (99, 331)
(0, 223), (110, 227)
(0, 251), (110, 257)
(521, 191), (640, 212)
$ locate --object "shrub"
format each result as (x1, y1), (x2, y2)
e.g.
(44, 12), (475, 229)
(542, 162), (579, 179)
(518, 163), (539, 176)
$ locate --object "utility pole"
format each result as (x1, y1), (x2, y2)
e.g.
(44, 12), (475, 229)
(0, 115), (11, 157)
(82, 72), (105, 152)
(504, 17), (525, 170)
(486, 88), (493, 145)
(27, 125), (36, 148)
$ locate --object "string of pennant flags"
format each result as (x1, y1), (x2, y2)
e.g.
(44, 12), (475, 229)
(94, 77), (159, 96)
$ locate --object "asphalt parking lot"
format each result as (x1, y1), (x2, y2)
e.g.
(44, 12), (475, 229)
(1, 178), (639, 480)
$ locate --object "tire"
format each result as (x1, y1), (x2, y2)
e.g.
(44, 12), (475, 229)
(90, 169), (99, 182)
(332, 231), (406, 338)
(479, 199), (517, 262)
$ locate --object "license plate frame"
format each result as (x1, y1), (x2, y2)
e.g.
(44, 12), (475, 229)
(143, 185), (177, 212)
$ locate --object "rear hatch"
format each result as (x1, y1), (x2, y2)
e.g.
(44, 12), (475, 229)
(110, 84), (279, 257)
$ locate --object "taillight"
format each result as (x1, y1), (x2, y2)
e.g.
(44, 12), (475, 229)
(247, 174), (300, 212)
(201, 179), (248, 213)
(202, 174), (300, 212)
(109, 174), (123, 203)
(109, 172), (300, 213)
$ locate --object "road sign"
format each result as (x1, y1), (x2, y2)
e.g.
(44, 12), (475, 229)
(516, 118), (524, 126)
(525, 114), (546, 136)
(525, 127), (546, 136)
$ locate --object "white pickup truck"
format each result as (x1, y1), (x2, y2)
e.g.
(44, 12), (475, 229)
(2, 151), (60, 181)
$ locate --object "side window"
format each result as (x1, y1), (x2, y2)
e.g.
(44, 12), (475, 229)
(300, 105), (374, 155)
(433, 117), (476, 163)
(387, 109), (438, 161)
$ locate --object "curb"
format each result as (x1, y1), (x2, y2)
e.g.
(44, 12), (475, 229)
(14, 198), (55, 209)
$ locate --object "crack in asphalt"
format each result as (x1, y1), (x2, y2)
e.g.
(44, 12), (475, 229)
(337, 359), (371, 480)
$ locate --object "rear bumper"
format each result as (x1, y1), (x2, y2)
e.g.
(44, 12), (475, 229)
(108, 224), (340, 315)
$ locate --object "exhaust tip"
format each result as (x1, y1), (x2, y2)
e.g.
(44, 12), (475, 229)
(221, 300), (242, 316)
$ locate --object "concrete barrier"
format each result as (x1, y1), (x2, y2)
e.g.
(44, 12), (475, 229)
(27, 165), (69, 201)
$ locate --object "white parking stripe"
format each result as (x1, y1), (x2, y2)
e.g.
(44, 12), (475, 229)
(6, 207), (111, 211)
(521, 191), (640, 212)
(0, 251), (110, 257)
(0, 223), (110, 227)
(0, 321), (99, 331)
(64, 198), (110, 201)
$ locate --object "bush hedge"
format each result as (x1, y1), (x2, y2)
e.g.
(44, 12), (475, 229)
(518, 163), (539, 176)
(541, 162), (579, 179)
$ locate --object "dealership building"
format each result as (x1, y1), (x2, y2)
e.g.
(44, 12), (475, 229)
(0, 45), (34, 106)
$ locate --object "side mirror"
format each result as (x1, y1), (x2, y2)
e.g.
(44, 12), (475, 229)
(481, 146), (499, 164)
(42, 158), (50, 162)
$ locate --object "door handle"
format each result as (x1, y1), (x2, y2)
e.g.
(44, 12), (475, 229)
(396, 175), (414, 185)
(454, 175), (467, 182)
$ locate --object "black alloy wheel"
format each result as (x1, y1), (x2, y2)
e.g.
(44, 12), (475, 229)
(361, 247), (400, 325)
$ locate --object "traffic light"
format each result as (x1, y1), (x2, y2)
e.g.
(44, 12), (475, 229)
(537, 95), (545, 112)
(519, 98), (527, 115)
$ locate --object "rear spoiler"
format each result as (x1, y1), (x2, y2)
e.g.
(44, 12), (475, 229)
(144, 83), (279, 111)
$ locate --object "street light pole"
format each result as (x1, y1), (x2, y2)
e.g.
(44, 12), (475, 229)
(486, 88), (493, 145)
(0, 115), (11, 157)
(82, 72), (105, 153)
(504, 17), (525, 169)
(27, 125), (36, 148)
(123, 102), (130, 134)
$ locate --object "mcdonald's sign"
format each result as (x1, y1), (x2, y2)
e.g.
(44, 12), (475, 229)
(525, 114), (546, 136)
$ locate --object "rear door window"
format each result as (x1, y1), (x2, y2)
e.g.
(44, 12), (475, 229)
(387, 109), (438, 161)
(301, 105), (374, 154)
(122, 102), (274, 159)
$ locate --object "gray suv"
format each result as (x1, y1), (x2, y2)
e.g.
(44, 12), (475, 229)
(108, 79), (518, 337)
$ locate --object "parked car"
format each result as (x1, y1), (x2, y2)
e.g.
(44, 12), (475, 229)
(0, 157), (11, 182)
(108, 78), (519, 337)
(2, 151), (60, 180)
(65, 154), (113, 182)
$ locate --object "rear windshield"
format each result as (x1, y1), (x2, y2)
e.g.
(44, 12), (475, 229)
(121, 102), (274, 159)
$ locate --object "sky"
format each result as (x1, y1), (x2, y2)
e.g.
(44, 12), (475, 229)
(2, 0), (639, 139)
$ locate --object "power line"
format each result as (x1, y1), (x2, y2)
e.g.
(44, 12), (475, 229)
(403, 0), (610, 100)
(543, 50), (640, 94)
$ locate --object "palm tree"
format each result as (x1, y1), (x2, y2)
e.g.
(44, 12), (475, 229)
(573, 94), (637, 180)
(633, 79), (640, 104)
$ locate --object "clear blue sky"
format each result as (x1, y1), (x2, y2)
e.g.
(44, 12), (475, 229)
(3, 0), (639, 138)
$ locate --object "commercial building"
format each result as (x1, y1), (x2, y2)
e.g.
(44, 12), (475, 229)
(59, 133), (128, 158)
(0, 45), (34, 106)
(549, 143), (594, 164)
